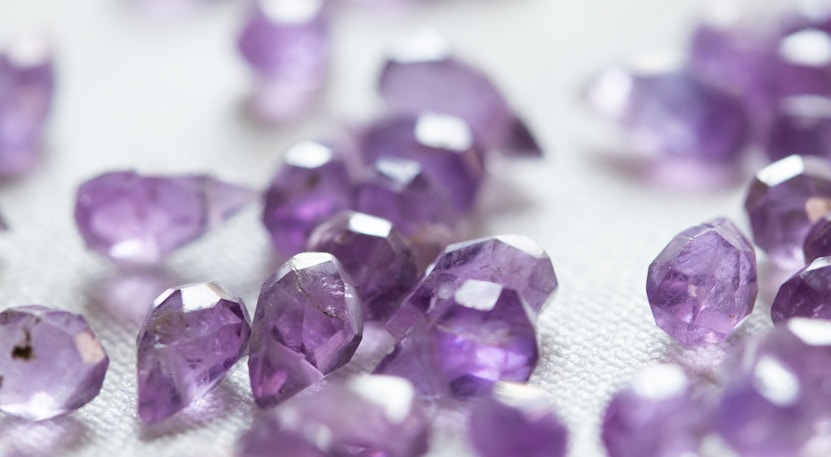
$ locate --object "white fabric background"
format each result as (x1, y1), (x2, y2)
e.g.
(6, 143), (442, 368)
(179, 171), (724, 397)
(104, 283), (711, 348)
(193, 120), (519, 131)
(0, 0), (781, 456)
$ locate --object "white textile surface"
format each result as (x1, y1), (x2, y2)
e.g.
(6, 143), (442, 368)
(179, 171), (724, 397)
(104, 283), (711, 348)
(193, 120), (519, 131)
(0, 0), (775, 456)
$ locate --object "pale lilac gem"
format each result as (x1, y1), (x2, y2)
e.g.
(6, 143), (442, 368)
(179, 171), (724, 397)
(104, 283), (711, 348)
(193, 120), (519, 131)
(263, 141), (352, 257)
(136, 282), (251, 423)
(0, 305), (108, 421)
(307, 211), (418, 321)
(775, 27), (831, 99)
(646, 218), (757, 346)
(602, 365), (707, 457)
(804, 214), (831, 262)
(765, 96), (831, 162)
(74, 171), (255, 264)
(236, 414), (331, 457)
(469, 383), (568, 457)
(386, 234), (557, 340)
(745, 155), (831, 267)
(0, 34), (54, 176)
(248, 252), (363, 408)
(771, 256), (831, 322)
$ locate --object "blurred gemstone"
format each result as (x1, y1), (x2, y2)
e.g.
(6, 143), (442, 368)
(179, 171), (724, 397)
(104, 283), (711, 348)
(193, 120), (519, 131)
(601, 365), (707, 457)
(263, 141), (352, 257)
(771, 256), (831, 322)
(646, 218), (757, 346)
(745, 154), (831, 267)
(248, 252), (363, 408)
(0, 34), (54, 176)
(469, 383), (568, 457)
(235, 414), (331, 457)
(307, 211), (418, 321)
(74, 170), (255, 264)
(804, 214), (831, 262)
(386, 234), (557, 340)
(765, 96), (831, 162)
(361, 113), (485, 212)
(0, 305), (108, 421)
(137, 282), (251, 423)
(584, 63), (750, 163)
(775, 27), (831, 99)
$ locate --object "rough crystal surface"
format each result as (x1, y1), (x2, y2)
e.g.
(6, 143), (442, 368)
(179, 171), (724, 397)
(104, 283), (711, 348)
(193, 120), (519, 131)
(136, 282), (251, 423)
(248, 252), (363, 408)
(74, 170), (255, 264)
(601, 365), (707, 457)
(307, 211), (418, 321)
(771, 256), (831, 322)
(646, 217), (758, 346)
(386, 234), (557, 340)
(745, 155), (831, 267)
(469, 383), (568, 457)
(263, 141), (352, 257)
(765, 96), (831, 162)
(0, 305), (108, 421)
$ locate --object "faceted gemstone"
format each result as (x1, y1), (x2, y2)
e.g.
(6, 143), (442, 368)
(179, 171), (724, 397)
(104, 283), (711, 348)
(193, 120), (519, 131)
(74, 170), (255, 264)
(765, 96), (831, 162)
(804, 214), (831, 262)
(377, 279), (539, 398)
(601, 365), (707, 457)
(646, 218), (758, 346)
(469, 383), (568, 457)
(360, 113), (485, 212)
(237, 375), (429, 457)
(248, 252), (363, 408)
(237, 0), (329, 123)
(0, 34), (54, 176)
(306, 211), (418, 321)
(584, 64), (750, 163)
(386, 235), (557, 340)
(263, 141), (352, 258)
(136, 282), (251, 423)
(745, 155), (831, 267)
(771, 256), (831, 322)
(0, 305), (108, 421)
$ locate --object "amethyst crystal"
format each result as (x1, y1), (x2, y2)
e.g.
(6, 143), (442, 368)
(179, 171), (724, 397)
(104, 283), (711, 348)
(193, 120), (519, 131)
(262, 141), (352, 257)
(0, 305), (108, 421)
(248, 252), (363, 408)
(745, 155), (831, 267)
(74, 170), (255, 264)
(386, 234), (557, 340)
(307, 211), (418, 321)
(804, 214), (831, 262)
(771, 256), (831, 322)
(646, 218), (757, 346)
(136, 282), (251, 423)
(601, 365), (707, 457)
(469, 383), (568, 457)
(765, 96), (831, 162)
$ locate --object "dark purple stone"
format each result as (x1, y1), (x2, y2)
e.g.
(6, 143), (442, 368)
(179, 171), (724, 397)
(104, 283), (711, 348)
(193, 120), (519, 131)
(765, 96), (831, 162)
(804, 214), (831, 262)
(771, 256), (831, 322)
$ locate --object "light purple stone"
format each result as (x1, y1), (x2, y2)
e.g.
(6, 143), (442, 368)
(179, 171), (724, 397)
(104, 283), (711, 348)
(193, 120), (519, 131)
(376, 279), (539, 398)
(74, 170), (255, 265)
(386, 234), (557, 340)
(0, 305), (108, 421)
(601, 365), (707, 457)
(584, 64), (750, 163)
(745, 155), (831, 267)
(307, 211), (418, 321)
(804, 214), (831, 262)
(237, 0), (329, 123)
(646, 217), (757, 346)
(0, 34), (54, 176)
(236, 414), (331, 457)
(263, 141), (352, 258)
(469, 383), (568, 457)
(765, 96), (831, 162)
(771, 256), (831, 322)
(774, 26), (831, 99)
(248, 252), (363, 408)
(136, 282), (251, 423)
(360, 113), (485, 212)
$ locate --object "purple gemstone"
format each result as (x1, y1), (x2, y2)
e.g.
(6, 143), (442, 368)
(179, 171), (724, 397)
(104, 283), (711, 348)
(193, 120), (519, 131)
(584, 64), (750, 163)
(307, 211), (418, 321)
(248, 252), (363, 408)
(804, 214), (831, 262)
(235, 414), (331, 457)
(469, 383), (568, 457)
(136, 282), (251, 423)
(774, 27), (831, 99)
(0, 305), (108, 421)
(745, 155), (831, 267)
(237, 0), (329, 123)
(646, 217), (757, 346)
(361, 113), (485, 212)
(74, 170), (255, 264)
(771, 256), (831, 323)
(377, 279), (538, 398)
(765, 96), (831, 162)
(0, 34), (54, 176)
(263, 141), (352, 258)
(601, 365), (707, 457)
(386, 234), (557, 340)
